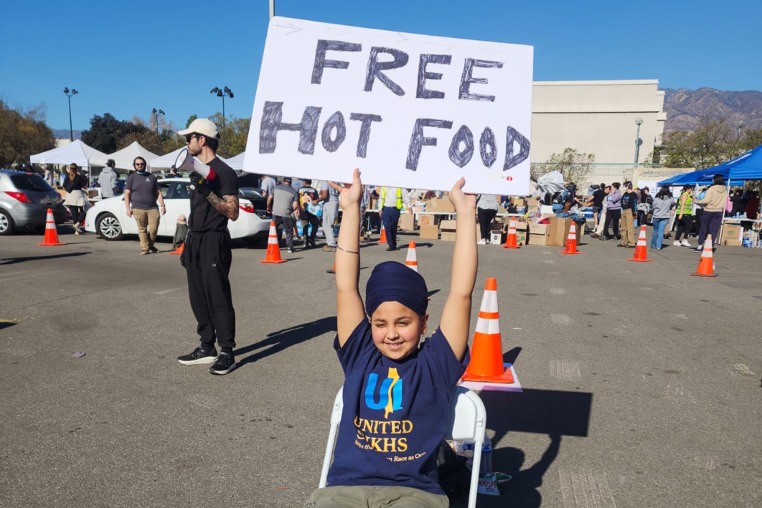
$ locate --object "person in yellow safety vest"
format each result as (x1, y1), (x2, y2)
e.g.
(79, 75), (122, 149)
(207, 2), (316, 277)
(379, 187), (411, 251)
(673, 185), (695, 248)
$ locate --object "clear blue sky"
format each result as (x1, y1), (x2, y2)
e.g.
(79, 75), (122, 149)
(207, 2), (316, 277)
(3, 0), (760, 134)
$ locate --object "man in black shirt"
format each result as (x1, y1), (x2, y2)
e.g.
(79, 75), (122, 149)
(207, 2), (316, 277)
(175, 118), (240, 375)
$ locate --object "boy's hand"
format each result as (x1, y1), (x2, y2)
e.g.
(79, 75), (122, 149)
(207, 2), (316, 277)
(448, 177), (476, 212)
(339, 168), (362, 209)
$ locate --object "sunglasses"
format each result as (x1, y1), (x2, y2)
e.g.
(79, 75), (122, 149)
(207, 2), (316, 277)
(134, 162), (146, 167)
(185, 133), (199, 143)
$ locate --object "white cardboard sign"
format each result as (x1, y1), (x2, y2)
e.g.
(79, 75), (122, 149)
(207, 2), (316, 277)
(244, 16), (533, 195)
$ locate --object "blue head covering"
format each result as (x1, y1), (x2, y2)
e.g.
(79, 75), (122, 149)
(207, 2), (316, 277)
(365, 261), (428, 317)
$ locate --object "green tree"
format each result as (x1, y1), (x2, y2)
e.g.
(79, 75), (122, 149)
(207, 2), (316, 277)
(531, 147), (595, 185)
(81, 113), (152, 153)
(210, 113), (249, 157)
(0, 100), (54, 167)
(662, 117), (760, 168)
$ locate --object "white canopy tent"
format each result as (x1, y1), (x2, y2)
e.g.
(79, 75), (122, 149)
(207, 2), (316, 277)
(30, 140), (109, 172)
(225, 151), (245, 171)
(148, 147), (230, 173)
(91, 141), (159, 170)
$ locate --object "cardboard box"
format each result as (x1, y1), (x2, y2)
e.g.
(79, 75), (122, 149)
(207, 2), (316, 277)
(418, 214), (442, 226)
(428, 198), (455, 213)
(528, 222), (549, 235)
(528, 232), (548, 246)
(419, 224), (439, 240)
(721, 225), (743, 246)
(399, 213), (415, 231)
(440, 219), (457, 231)
(440, 231), (457, 242)
(548, 217), (575, 247)
(515, 230), (527, 246)
(490, 232), (503, 244)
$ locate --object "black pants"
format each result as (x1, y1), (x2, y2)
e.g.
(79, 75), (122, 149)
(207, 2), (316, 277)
(301, 211), (319, 243)
(183, 230), (236, 350)
(603, 209), (621, 238)
(67, 205), (85, 225)
(698, 211), (723, 246)
(274, 215), (295, 249)
(381, 206), (401, 248)
(674, 215), (694, 241)
(477, 208), (497, 240)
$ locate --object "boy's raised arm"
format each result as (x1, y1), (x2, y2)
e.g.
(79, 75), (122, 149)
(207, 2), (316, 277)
(440, 177), (478, 361)
(335, 168), (367, 346)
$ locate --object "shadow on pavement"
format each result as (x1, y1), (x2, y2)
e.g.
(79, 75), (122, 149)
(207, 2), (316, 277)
(0, 251), (90, 265)
(235, 316), (336, 367)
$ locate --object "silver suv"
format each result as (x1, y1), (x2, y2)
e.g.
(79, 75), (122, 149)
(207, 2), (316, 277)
(0, 169), (67, 235)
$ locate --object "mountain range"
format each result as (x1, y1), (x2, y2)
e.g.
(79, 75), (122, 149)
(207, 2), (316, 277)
(663, 88), (762, 133)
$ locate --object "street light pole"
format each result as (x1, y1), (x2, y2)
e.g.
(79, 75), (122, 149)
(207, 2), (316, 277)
(634, 117), (644, 165)
(269, 0), (275, 19)
(152, 108), (165, 134)
(63, 87), (78, 141)
(210, 86), (234, 125)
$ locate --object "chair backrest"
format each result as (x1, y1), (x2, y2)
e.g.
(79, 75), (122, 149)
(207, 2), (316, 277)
(319, 385), (486, 508)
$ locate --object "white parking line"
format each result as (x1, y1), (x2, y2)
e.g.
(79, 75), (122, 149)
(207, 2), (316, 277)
(559, 467), (617, 508)
(550, 360), (581, 380)
(154, 287), (185, 295)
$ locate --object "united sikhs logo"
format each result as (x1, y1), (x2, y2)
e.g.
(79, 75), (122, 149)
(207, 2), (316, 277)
(364, 367), (403, 418)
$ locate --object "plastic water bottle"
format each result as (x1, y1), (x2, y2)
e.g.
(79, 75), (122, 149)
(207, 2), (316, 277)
(481, 435), (493, 475)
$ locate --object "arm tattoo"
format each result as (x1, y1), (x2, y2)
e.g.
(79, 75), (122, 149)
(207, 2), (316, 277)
(207, 193), (240, 220)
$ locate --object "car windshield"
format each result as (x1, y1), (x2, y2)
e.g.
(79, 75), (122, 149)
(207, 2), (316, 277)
(11, 173), (53, 192)
(240, 188), (263, 199)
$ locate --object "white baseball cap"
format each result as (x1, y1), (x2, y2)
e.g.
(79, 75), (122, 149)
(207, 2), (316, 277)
(178, 118), (219, 139)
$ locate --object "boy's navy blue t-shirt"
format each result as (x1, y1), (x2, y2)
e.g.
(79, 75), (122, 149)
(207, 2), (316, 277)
(327, 319), (467, 494)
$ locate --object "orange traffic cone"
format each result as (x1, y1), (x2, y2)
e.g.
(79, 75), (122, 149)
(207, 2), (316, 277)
(260, 221), (287, 264)
(462, 278), (515, 384)
(692, 235), (717, 277)
(327, 261), (336, 274)
(628, 225), (652, 262)
(379, 225), (387, 244)
(502, 219), (520, 249)
(405, 241), (419, 272)
(38, 208), (65, 246)
(561, 223), (580, 255)
(169, 242), (184, 255)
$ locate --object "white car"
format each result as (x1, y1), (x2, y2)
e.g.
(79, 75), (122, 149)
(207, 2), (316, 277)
(84, 178), (271, 242)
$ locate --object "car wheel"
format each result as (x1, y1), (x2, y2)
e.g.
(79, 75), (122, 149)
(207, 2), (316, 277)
(96, 213), (124, 240)
(0, 209), (14, 235)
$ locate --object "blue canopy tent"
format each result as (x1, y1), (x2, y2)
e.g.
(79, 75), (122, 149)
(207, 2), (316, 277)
(658, 144), (762, 186)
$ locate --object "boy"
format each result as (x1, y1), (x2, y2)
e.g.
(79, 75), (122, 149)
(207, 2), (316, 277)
(305, 169), (477, 507)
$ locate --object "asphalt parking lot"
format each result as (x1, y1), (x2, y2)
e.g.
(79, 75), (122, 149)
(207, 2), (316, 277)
(1, 226), (760, 508)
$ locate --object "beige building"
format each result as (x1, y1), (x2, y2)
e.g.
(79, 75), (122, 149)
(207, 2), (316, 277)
(531, 79), (671, 188)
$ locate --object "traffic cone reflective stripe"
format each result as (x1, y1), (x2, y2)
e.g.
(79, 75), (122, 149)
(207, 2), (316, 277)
(260, 221), (287, 264)
(379, 224), (387, 244)
(462, 277), (515, 384)
(169, 242), (184, 255)
(692, 235), (717, 277)
(38, 208), (65, 246)
(405, 241), (418, 272)
(561, 224), (580, 255)
(502, 219), (520, 249)
(628, 225), (652, 262)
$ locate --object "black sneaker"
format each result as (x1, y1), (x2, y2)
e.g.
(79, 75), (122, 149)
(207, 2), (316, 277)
(209, 352), (236, 375)
(177, 346), (217, 365)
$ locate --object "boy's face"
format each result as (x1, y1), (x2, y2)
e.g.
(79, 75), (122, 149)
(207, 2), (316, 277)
(370, 301), (427, 361)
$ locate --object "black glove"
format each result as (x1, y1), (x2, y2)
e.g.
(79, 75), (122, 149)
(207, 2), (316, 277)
(189, 172), (212, 198)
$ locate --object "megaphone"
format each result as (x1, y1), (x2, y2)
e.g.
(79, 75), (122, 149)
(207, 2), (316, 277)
(174, 148), (216, 182)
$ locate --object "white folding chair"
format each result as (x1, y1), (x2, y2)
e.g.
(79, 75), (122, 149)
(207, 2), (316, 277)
(318, 385), (487, 508)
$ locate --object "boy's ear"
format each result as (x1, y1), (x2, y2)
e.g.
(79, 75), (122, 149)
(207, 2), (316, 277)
(422, 313), (429, 334)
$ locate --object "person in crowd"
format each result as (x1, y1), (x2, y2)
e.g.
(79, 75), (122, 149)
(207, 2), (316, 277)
(561, 182), (582, 213)
(43, 167), (55, 187)
(260, 174), (276, 199)
(298, 179), (320, 249)
(650, 186), (675, 251)
(378, 186), (411, 251)
(618, 182), (638, 247)
(588, 183), (606, 229)
(62, 163), (89, 235)
(637, 186), (653, 227)
(98, 159), (119, 199)
(476, 193), (499, 244)
(730, 188), (745, 216)
(268, 177), (300, 253)
(124, 157), (165, 254)
(166, 166), (181, 178)
(318, 180), (342, 252)
(673, 185), (695, 247)
(590, 185), (611, 238)
(175, 118), (240, 376)
(742, 191), (760, 230)
(600, 182), (622, 241)
(304, 168), (477, 508)
(695, 174), (728, 250)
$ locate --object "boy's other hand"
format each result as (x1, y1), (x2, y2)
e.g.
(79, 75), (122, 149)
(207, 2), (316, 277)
(449, 177), (476, 212)
(339, 168), (363, 209)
